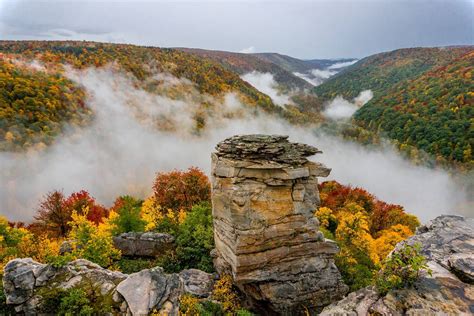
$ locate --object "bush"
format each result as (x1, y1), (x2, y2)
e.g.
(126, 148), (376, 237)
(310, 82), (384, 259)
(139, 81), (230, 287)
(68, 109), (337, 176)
(58, 288), (94, 316)
(375, 242), (431, 295)
(40, 287), (111, 315)
(110, 196), (146, 235)
(156, 202), (214, 273)
(116, 257), (160, 274)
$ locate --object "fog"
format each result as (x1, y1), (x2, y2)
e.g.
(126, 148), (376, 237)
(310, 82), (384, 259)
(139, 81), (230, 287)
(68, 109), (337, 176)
(240, 71), (291, 106)
(323, 90), (373, 120)
(0, 67), (469, 222)
(293, 61), (359, 87)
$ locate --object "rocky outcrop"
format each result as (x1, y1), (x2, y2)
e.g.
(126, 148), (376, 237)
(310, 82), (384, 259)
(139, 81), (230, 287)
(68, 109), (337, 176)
(320, 215), (474, 315)
(113, 232), (175, 257)
(3, 258), (214, 315)
(211, 135), (348, 314)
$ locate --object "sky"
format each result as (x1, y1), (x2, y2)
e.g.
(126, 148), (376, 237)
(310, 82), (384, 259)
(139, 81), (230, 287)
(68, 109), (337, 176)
(0, 0), (473, 59)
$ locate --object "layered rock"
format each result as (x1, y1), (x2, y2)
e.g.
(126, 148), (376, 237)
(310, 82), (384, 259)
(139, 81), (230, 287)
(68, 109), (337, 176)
(211, 134), (348, 314)
(113, 232), (175, 257)
(321, 215), (474, 315)
(3, 258), (214, 315)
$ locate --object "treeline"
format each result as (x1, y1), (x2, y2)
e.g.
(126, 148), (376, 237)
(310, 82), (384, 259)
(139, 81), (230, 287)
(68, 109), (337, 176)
(0, 167), (255, 315)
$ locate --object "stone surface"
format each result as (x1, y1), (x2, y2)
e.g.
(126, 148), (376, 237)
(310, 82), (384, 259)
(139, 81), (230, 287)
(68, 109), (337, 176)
(3, 258), (214, 315)
(113, 231), (175, 257)
(321, 215), (474, 316)
(179, 269), (215, 298)
(211, 134), (347, 314)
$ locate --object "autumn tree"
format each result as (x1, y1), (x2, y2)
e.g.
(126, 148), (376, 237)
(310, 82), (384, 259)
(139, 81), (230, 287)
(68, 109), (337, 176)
(34, 190), (70, 237)
(152, 167), (211, 211)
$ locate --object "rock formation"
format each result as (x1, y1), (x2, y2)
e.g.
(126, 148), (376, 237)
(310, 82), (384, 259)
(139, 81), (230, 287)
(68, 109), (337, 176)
(211, 134), (348, 314)
(3, 258), (214, 315)
(320, 215), (474, 315)
(113, 232), (175, 257)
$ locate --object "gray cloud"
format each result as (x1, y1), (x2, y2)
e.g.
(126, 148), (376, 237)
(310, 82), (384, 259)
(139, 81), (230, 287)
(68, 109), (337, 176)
(0, 0), (472, 58)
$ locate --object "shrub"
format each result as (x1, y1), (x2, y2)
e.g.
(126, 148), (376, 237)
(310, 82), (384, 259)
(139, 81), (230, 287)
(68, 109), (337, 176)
(375, 242), (431, 295)
(67, 210), (121, 268)
(57, 288), (94, 316)
(175, 202), (214, 272)
(212, 274), (241, 314)
(156, 202), (214, 273)
(110, 196), (146, 235)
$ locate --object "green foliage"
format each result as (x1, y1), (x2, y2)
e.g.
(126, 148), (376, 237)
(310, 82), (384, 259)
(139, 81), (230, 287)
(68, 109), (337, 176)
(375, 242), (431, 295)
(57, 288), (94, 316)
(116, 257), (160, 274)
(40, 287), (111, 315)
(111, 196), (146, 235)
(314, 47), (471, 100)
(157, 202), (215, 273)
(354, 52), (474, 166)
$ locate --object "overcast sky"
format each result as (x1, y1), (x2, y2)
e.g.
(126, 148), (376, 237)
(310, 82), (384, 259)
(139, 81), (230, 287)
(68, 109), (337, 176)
(0, 0), (472, 59)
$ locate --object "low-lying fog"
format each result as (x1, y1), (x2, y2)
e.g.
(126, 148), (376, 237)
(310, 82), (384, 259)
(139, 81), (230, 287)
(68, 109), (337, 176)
(0, 67), (470, 222)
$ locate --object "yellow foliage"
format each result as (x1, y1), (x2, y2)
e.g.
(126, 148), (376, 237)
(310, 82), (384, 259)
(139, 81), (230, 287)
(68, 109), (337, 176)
(374, 224), (414, 260)
(179, 294), (201, 315)
(315, 206), (335, 229)
(141, 196), (163, 231)
(212, 274), (240, 313)
(177, 209), (187, 224)
(336, 209), (379, 264)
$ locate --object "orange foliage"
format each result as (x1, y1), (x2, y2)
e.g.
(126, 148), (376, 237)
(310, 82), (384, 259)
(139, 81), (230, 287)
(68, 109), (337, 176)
(152, 167), (210, 211)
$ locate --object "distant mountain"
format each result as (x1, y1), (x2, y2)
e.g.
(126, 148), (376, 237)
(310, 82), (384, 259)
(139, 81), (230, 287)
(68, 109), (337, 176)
(176, 48), (356, 89)
(314, 46), (473, 100)
(253, 52), (356, 74)
(176, 48), (312, 90)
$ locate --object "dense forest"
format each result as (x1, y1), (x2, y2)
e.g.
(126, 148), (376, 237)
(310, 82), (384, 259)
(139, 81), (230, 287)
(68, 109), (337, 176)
(314, 46), (474, 168)
(354, 51), (473, 167)
(314, 46), (472, 100)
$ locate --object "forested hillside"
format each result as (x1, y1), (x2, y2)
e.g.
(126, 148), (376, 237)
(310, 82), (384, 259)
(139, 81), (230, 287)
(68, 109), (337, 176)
(315, 46), (474, 168)
(0, 41), (290, 151)
(314, 47), (473, 100)
(354, 51), (473, 167)
(0, 59), (90, 151)
(176, 48), (312, 90)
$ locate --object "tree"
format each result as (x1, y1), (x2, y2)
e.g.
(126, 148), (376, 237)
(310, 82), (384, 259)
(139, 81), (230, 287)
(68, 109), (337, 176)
(109, 196), (146, 235)
(34, 190), (70, 237)
(152, 167), (210, 211)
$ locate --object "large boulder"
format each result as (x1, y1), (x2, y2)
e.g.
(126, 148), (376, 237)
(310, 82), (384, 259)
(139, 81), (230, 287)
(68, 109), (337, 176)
(320, 215), (474, 315)
(3, 258), (214, 315)
(211, 135), (348, 314)
(112, 231), (175, 257)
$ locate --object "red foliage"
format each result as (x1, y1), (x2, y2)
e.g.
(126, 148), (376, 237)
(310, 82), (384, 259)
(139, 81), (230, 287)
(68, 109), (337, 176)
(34, 190), (70, 237)
(33, 190), (108, 237)
(152, 167), (211, 211)
(63, 190), (109, 225)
